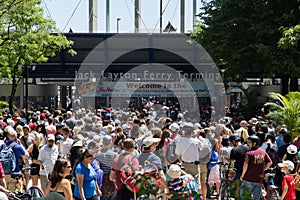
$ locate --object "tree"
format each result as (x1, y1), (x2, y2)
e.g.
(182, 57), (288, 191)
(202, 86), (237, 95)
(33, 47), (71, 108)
(264, 92), (300, 139)
(192, 0), (300, 94)
(0, 0), (75, 113)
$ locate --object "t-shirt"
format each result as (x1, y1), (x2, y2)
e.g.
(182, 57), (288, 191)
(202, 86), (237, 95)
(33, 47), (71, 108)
(38, 144), (59, 175)
(230, 145), (248, 173)
(282, 174), (295, 200)
(95, 148), (117, 175)
(74, 162), (97, 199)
(59, 138), (73, 158)
(0, 162), (5, 178)
(168, 174), (198, 198)
(138, 152), (163, 170)
(243, 147), (272, 183)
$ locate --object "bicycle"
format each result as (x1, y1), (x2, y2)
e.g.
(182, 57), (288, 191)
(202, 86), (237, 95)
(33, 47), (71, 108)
(207, 161), (236, 200)
(261, 167), (280, 200)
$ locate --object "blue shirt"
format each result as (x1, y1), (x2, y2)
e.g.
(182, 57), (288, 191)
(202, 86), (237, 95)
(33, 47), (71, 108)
(5, 141), (26, 172)
(91, 158), (103, 189)
(74, 162), (97, 199)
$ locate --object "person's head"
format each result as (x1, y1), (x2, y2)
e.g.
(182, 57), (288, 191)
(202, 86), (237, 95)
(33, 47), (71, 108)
(6, 127), (17, 141)
(102, 135), (112, 147)
(22, 125), (30, 136)
(283, 133), (292, 144)
(169, 123), (180, 134)
(80, 149), (94, 164)
(50, 158), (71, 188)
(247, 135), (260, 149)
(141, 136), (160, 152)
(182, 123), (194, 137)
(87, 140), (100, 155)
(221, 136), (230, 147)
(278, 160), (294, 173)
(122, 138), (135, 152)
(240, 120), (248, 129)
(167, 164), (182, 179)
(61, 126), (70, 139)
(287, 144), (298, 155)
(229, 134), (240, 147)
(47, 134), (55, 148)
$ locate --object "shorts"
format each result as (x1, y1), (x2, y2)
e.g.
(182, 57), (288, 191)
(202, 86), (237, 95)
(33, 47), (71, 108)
(30, 163), (40, 176)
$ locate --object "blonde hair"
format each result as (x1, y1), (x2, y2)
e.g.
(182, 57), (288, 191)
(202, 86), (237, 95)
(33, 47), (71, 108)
(16, 125), (24, 137)
(31, 131), (42, 148)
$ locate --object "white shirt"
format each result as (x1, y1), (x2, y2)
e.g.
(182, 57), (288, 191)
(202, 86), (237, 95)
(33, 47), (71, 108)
(38, 144), (59, 175)
(60, 138), (73, 158)
(175, 137), (203, 163)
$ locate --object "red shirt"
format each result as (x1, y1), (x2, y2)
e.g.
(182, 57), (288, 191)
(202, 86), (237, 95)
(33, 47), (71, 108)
(282, 174), (295, 200)
(0, 162), (5, 178)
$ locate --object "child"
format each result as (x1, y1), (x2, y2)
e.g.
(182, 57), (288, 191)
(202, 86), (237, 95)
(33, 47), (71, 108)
(167, 164), (198, 200)
(278, 160), (296, 200)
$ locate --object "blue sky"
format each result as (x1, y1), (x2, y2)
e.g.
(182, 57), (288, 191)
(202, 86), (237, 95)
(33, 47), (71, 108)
(42, 0), (201, 33)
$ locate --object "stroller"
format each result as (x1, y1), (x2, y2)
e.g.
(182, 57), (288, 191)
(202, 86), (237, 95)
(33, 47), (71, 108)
(10, 186), (44, 200)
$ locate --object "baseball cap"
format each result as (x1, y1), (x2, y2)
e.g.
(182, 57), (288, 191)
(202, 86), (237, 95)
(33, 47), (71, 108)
(142, 136), (160, 148)
(121, 124), (131, 130)
(278, 160), (294, 171)
(47, 134), (55, 141)
(169, 123), (180, 132)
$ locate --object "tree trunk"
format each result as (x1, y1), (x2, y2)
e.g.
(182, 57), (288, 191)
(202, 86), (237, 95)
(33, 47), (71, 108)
(290, 77), (299, 92)
(281, 75), (289, 95)
(9, 67), (18, 114)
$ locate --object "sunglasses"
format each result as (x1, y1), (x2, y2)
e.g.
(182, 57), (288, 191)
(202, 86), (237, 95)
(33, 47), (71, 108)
(66, 166), (72, 168)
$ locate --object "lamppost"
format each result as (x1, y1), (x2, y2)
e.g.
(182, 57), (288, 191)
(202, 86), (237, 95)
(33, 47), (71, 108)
(117, 18), (121, 33)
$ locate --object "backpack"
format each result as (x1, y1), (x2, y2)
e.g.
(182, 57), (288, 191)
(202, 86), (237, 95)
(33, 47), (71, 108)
(119, 153), (140, 193)
(0, 143), (18, 174)
(266, 144), (279, 167)
(165, 139), (178, 164)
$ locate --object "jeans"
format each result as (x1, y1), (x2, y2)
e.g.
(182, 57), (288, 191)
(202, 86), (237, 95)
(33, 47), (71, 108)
(240, 180), (261, 200)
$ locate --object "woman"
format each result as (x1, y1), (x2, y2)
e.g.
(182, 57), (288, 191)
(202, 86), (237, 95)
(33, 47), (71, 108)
(74, 149), (102, 200)
(44, 158), (73, 200)
(26, 131), (42, 186)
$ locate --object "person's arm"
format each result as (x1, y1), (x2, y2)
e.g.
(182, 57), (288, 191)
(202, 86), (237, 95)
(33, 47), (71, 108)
(280, 182), (288, 200)
(44, 181), (51, 196)
(264, 162), (272, 171)
(109, 170), (116, 182)
(240, 163), (248, 181)
(76, 174), (86, 200)
(0, 178), (6, 189)
(62, 180), (73, 200)
(26, 144), (34, 154)
(94, 177), (102, 197)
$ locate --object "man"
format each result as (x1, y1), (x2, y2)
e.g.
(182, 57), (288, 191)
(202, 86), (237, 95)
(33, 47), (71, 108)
(110, 138), (139, 200)
(240, 135), (272, 200)
(229, 134), (249, 180)
(236, 120), (249, 143)
(96, 135), (117, 200)
(58, 126), (73, 159)
(175, 123), (210, 200)
(2, 127), (28, 191)
(38, 134), (59, 192)
(138, 136), (167, 198)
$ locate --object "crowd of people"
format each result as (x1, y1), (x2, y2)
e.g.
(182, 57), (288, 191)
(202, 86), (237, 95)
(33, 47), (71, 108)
(0, 100), (299, 200)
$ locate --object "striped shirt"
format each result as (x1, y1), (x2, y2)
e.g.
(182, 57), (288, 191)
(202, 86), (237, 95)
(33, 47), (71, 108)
(95, 148), (117, 174)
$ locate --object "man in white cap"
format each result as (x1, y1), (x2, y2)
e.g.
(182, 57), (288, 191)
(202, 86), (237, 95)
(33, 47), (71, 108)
(138, 136), (167, 198)
(38, 134), (59, 192)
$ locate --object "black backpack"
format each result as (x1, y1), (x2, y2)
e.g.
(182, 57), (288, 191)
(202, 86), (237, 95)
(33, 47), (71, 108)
(165, 139), (178, 164)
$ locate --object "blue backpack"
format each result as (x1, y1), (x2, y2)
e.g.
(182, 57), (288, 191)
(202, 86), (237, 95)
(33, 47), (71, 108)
(0, 143), (17, 174)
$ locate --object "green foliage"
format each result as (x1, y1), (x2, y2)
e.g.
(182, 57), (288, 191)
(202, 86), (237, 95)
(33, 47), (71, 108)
(279, 24), (300, 48)
(0, 0), (75, 112)
(265, 92), (300, 138)
(192, 0), (300, 83)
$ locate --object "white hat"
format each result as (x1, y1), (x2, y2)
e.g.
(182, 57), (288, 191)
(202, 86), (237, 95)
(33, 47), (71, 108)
(278, 160), (294, 171)
(287, 144), (298, 154)
(47, 134), (55, 141)
(169, 123), (180, 132)
(142, 136), (160, 148)
(167, 164), (181, 179)
(121, 124), (131, 130)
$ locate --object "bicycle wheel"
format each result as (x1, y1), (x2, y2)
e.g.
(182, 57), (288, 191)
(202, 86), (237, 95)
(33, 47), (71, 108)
(220, 182), (228, 200)
(267, 186), (280, 200)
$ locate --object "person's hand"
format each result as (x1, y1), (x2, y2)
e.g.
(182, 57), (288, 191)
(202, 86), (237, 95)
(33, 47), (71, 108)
(96, 189), (102, 197)
(240, 175), (243, 181)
